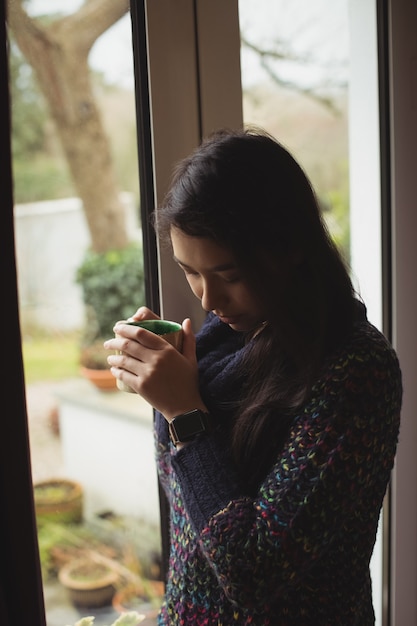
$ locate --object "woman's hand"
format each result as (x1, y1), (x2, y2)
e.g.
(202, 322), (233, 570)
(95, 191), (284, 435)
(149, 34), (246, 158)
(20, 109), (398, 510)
(103, 317), (206, 421)
(125, 305), (161, 323)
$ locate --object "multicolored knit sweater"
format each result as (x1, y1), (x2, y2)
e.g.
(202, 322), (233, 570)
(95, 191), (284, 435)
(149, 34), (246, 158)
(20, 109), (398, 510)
(154, 307), (402, 625)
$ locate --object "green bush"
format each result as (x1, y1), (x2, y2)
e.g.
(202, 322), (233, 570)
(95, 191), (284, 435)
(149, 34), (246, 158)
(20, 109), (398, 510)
(75, 243), (145, 344)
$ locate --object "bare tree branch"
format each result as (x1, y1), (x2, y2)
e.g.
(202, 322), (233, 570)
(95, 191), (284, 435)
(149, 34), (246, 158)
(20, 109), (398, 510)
(53, 0), (130, 56)
(241, 33), (347, 114)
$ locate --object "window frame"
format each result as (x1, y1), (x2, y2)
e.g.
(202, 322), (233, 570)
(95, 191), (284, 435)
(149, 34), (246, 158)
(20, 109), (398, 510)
(130, 0), (243, 580)
(1, 1), (46, 622)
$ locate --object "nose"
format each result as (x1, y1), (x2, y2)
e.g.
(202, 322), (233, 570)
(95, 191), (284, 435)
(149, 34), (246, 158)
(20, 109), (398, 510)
(200, 277), (227, 312)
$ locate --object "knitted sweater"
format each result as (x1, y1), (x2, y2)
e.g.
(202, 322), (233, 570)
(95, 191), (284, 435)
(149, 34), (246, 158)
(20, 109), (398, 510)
(154, 309), (402, 625)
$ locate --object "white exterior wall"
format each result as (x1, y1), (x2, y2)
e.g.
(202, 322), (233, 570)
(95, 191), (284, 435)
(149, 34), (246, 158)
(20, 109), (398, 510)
(57, 379), (159, 524)
(14, 194), (139, 332)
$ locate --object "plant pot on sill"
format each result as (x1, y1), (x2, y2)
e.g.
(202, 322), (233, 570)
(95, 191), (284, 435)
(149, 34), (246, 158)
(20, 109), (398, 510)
(34, 478), (83, 525)
(59, 558), (119, 608)
(80, 340), (117, 391)
(80, 365), (117, 390)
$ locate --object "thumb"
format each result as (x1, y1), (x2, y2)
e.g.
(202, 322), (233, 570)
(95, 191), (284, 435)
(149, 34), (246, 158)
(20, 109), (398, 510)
(181, 318), (197, 363)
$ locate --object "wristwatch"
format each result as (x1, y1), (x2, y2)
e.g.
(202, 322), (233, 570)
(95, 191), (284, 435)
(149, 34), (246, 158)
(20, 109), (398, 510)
(168, 409), (212, 446)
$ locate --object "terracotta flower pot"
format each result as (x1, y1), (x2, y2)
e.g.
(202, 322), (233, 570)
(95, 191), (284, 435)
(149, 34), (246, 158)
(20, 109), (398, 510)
(80, 366), (117, 390)
(34, 478), (83, 525)
(59, 558), (119, 608)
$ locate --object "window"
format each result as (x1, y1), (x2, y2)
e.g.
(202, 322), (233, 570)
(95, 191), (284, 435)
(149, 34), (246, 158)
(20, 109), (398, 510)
(6, 2), (161, 624)
(2, 1), (416, 625)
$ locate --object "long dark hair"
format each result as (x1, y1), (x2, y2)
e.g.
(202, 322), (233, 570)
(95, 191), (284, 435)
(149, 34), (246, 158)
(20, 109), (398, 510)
(155, 127), (356, 487)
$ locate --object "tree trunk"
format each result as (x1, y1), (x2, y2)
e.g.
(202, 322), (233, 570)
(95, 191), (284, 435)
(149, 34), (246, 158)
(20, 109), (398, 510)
(7, 0), (131, 253)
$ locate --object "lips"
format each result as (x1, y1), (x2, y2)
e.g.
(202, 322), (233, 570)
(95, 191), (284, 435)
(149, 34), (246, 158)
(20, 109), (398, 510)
(217, 314), (242, 325)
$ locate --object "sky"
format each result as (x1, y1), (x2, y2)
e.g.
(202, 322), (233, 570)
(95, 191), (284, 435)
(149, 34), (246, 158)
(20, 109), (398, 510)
(28, 0), (349, 91)
(239, 0), (349, 89)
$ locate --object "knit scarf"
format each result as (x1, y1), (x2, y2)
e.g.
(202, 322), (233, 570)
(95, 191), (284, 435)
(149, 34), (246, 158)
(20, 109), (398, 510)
(195, 312), (250, 425)
(155, 312), (249, 447)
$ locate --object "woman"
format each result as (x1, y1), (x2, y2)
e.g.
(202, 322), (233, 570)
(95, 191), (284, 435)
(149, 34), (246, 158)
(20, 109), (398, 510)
(104, 128), (402, 625)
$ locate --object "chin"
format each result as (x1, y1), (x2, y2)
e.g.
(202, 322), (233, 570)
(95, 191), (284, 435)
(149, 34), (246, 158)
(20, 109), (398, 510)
(227, 323), (245, 332)
(228, 321), (253, 332)
(232, 320), (267, 335)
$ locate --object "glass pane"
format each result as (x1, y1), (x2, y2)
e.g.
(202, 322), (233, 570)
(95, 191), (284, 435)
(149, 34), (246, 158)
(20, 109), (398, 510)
(239, 0), (350, 261)
(8, 2), (162, 625)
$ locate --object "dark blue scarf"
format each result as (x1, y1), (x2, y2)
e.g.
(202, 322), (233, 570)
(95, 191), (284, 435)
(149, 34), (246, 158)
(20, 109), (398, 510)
(195, 312), (249, 424)
(155, 312), (249, 445)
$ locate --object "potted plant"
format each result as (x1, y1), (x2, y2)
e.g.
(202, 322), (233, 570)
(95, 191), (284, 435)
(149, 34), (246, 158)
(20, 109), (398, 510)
(59, 556), (120, 608)
(79, 339), (117, 390)
(75, 243), (145, 390)
(58, 545), (163, 613)
(34, 478), (83, 526)
(37, 518), (120, 582)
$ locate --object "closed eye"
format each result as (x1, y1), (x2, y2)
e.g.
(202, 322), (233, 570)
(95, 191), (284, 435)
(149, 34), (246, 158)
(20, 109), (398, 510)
(221, 273), (241, 283)
(173, 256), (241, 283)
(181, 266), (199, 278)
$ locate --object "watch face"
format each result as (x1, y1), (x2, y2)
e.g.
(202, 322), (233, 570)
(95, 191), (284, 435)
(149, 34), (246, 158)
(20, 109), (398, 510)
(170, 410), (208, 443)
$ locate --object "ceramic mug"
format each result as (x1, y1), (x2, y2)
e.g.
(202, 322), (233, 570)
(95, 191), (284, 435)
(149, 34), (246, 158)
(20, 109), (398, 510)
(116, 319), (183, 393)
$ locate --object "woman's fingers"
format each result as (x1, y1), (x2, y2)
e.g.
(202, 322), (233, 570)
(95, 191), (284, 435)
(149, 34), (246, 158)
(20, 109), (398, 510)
(103, 316), (202, 417)
(129, 306), (160, 321)
(181, 318), (197, 364)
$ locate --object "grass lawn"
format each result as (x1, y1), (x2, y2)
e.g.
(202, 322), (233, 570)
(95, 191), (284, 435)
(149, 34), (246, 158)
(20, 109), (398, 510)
(22, 333), (82, 384)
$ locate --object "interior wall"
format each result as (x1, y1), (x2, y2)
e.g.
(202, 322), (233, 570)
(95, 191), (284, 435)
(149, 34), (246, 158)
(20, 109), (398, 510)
(389, 0), (417, 623)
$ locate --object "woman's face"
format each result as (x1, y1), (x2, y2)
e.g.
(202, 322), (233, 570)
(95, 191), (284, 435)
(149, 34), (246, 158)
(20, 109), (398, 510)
(171, 227), (267, 332)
